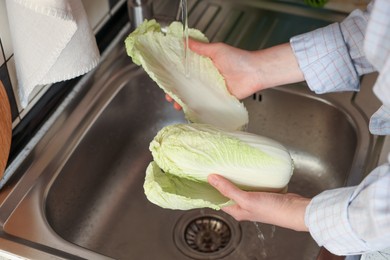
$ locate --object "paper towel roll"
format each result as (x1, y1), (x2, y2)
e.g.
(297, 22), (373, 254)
(6, 0), (100, 108)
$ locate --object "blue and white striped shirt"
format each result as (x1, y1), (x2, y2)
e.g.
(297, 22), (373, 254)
(290, 0), (390, 257)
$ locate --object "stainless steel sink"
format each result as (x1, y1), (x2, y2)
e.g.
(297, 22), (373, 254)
(0, 0), (378, 259)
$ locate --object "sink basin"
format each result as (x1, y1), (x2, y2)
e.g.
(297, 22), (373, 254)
(41, 69), (359, 260)
(0, 0), (375, 259)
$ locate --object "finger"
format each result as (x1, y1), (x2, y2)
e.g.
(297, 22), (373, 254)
(208, 174), (246, 204)
(173, 102), (182, 111)
(165, 94), (173, 102)
(165, 94), (182, 110)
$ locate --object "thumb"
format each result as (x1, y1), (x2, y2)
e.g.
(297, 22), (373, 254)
(208, 174), (246, 204)
(189, 39), (218, 58)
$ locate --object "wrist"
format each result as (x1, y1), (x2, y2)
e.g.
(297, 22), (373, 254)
(255, 43), (305, 90)
(258, 192), (310, 232)
(290, 196), (310, 232)
(270, 193), (310, 232)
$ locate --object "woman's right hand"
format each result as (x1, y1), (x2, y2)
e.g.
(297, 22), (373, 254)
(166, 40), (261, 110)
(166, 39), (304, 110)
(188, 40), (267, 100)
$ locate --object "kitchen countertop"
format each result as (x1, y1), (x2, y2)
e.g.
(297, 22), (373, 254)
(281, 0), (369, 13)
(325, 0), (369, 13)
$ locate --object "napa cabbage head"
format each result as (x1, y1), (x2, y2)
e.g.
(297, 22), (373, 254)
(144, 123), (294, 210)
(125, 20), (248, 131)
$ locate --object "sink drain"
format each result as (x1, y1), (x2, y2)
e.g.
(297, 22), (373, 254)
(174, 210), (241, 259)
(185, 216), (230, 253)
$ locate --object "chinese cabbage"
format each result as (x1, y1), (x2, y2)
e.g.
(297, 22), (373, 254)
(144, 123), (294, 210)
(125, 20), (248, 131)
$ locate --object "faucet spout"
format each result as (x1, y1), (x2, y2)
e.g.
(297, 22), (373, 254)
(128, 0), (183, 30)
(127, 0), (153, 30)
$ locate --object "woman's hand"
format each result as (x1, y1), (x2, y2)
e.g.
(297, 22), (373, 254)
(167, 40), (265, 109)
(166, 40), (304, 110)
(188, 40), (267, 100)
(208, 174), (310, 232)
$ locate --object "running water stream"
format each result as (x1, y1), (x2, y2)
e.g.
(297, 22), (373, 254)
(180, 0), (190, 77)
(253, 222), (267, 258)
(252, 222), (278, 258)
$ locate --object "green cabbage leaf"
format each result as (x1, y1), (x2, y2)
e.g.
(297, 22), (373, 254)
(144, 161), (233, 210)
(125, 20), (248, 131)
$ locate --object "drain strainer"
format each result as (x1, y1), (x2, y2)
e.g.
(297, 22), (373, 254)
(185, 216), (230, 253)
(174, 209), (242, 259)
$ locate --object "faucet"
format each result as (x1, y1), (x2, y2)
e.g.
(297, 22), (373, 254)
(127, 0), (182, 30)
(127, 0), (153, 29)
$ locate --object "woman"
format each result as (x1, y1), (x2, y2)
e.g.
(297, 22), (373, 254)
(167, 0), (390, 258)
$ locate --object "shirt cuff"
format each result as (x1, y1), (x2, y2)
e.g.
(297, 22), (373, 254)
(305, 187), (370, 255)
(290, 23), (360, 94)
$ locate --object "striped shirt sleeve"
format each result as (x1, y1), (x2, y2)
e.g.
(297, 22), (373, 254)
(290, 7), (375, 94)
(305, 164), (390, 255)
(290, 0), (390, 256)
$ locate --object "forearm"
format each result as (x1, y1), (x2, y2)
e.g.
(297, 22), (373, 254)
(290, 4), (375, 94)
(254, 43), (305, 90)
(306, 162), (390, 255)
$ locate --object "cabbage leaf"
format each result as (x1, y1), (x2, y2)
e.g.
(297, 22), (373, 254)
(125, 20), (248, 131)
(144, 161), (233, 210)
